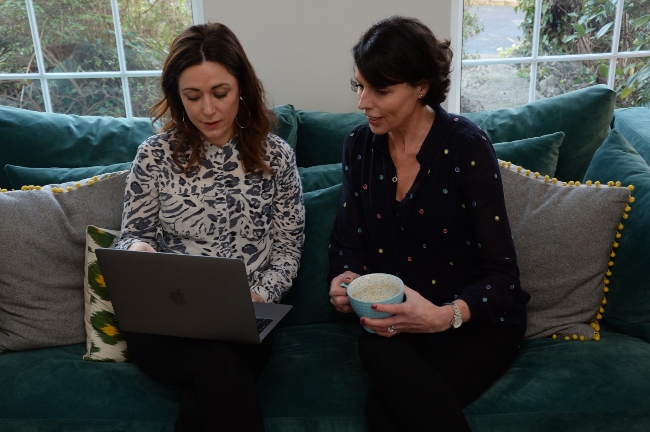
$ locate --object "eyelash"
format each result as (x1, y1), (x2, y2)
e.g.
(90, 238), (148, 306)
(185, 93), (228, 102)
(350, 81), (388, 96)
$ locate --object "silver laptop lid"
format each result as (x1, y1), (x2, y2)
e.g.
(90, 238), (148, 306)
(95, 248), (291, 344)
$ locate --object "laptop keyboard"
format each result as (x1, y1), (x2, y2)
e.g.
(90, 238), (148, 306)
(256, 318), (273, 334)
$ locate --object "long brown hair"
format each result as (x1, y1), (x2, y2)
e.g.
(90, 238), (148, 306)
(150, 22), (276, 174)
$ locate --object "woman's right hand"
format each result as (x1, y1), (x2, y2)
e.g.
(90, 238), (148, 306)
(329, 271), (360, 313)
(127, 241), (156, 253)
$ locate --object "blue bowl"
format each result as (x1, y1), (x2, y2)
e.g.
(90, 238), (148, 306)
(343, 273), (404, 332)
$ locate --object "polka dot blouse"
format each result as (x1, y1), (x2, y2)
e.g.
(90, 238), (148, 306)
(328, 105), (530, 329)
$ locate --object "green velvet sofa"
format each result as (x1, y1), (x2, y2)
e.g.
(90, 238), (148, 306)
(1, 84), (650, 432)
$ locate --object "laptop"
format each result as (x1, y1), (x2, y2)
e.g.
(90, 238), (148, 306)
(95, 248), (292, 344)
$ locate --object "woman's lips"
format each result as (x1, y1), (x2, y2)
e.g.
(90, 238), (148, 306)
(367, 116), (382, 126)
(203, 120), (220, 128)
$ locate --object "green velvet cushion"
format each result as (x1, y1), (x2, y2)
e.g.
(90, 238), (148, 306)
(493, 132), (564, 177)
(298, 163), (343, 193)
(294, 110), (367, 168)
(5, 162), (132, 189)
(0, 172), (126, 354)
(465, 326), (650, 432)
(259, 322), (369, 432)
(282, 184), (355, 327)
(583, 129), (650, 342)
(613, 107), (650, 164)
(0, 343), (178, 432)
(271, 104), (299, 149)
(471, 84), (615, 182)
(0, 105), (153, 189)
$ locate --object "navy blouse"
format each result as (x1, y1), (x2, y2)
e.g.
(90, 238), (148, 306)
(328, 105), (530, 330)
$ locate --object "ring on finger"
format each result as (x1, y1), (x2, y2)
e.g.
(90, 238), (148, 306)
(387, 326), (395, 333)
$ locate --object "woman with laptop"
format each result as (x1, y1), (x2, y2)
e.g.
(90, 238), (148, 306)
(328, 16), (530, 431)
(115, 22), (305, 432)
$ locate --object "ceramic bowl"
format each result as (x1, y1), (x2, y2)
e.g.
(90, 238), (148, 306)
(343, 273), (404, 332)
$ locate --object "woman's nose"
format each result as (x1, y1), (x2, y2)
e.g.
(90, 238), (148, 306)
(202, 98), (216, 115)
(357, 90), (371, 111)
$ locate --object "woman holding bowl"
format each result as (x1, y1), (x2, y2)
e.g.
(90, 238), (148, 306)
(328, 15), (530, 431)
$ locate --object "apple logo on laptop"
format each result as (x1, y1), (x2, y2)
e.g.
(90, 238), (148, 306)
(170, 290), (186, 305)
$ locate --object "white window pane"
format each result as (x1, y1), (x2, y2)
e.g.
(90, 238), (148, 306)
(619, 0), (650, 53)
(34, 1), (119, 73)
(535, 60), (602, 100)
(48, 78), (125, 116)
(461, 64), (532, 113)
(0, 1), (36, 74)
(0, 80), (45, 111)
(462, 2), (525, 60)
(538, 0), (618, 56)
(614, 56), (650, 108)
(118, 0), (193, 71)
(129, 76), (162, 117)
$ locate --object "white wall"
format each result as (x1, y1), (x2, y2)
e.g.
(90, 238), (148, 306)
(200, 0), (461, 114)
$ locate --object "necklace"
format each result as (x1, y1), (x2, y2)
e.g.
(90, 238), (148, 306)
(390, 154), (400, 183)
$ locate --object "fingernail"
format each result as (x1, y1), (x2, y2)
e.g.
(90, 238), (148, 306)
(345, 277), (352, 281)
(371, 305), (377, 310)
(360, 318), (366, 325)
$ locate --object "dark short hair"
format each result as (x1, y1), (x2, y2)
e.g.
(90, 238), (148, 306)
(150, 22), (275, 174)
(353, 16), (452, 106)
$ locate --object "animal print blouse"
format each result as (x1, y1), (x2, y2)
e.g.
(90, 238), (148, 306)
(115, 129), (305, 303)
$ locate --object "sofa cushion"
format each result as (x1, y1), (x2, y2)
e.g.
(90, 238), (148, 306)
(0, 343), (179, 432)
(298, 163), (343, 193)
(5, 162), (132, 189)
(0, 172), (126, 354)
(492, 131), (564, 177)
(282, 183), (355, 327)
(470, 84), (615, 182)
(295, 110), (367, 167)
(612, 107), (650, 164)
(0, 105), (152, 189)
(271, 104), (299, 150)
(464, 326), (650, 432)
(259, 321), (369, 432)
(583, 129), (650, 342)
(500, 161), (630, 339)
(83, 225), (130, 362)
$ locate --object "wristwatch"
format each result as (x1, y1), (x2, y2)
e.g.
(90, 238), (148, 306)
(445, 301), (463, 329)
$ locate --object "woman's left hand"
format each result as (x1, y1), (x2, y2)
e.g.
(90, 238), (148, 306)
(360, 287), (457, 337)
(251, 292), (264, 303)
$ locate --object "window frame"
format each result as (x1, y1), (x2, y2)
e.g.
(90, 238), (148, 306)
(0, 0), (203, 117)
(460, 0), (650, 106)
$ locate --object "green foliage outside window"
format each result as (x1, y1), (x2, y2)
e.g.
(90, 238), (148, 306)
(514, 0), (650, 107)
(0, 0), (192, 117)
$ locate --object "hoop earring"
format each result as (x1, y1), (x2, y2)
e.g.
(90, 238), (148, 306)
(181, 111), (190, 129)
(235, 96), (251, 129)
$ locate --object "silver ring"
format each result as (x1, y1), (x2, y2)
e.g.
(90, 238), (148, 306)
(387, 326), (395, 333)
